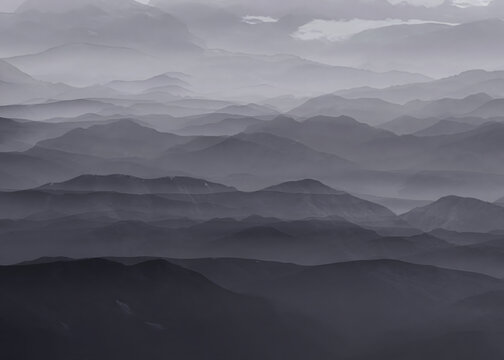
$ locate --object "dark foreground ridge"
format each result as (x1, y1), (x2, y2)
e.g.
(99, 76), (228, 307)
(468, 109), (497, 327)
(1, 257), (504, 360)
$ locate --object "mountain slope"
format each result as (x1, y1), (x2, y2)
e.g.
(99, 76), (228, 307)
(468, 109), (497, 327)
(159, 132), (356, 180)
(0, 60), (71, 105)
(0, 190), (241, 221)
(250, 259), (503, 357)
(0, 117), (122, 152)
(0, 99), (121, 121)
(0, 59), (36, 84)
(338, 70), (504, 103)
(402, 196), (504, 232)
(39, 174), (236, 194)
(403, 93), (494, 119)
(2, 0), (200, 61)
(261, 179), (344, 195)
(413, 120), (477, 137)
(288, 94), (402, 125)
(175, 117), (264, 136)
(0, 182), (406, 230)
(331, 19), (504, 78)
(6, 43), (167, 87)
(0, 258), (332, 360)
(420, 122), (504, 173)
(37, 119), (191, 158)
(468, 99), (504, 118)
(246, 115), (395, 159)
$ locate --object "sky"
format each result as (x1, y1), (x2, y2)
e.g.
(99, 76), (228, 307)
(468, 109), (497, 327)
(2, 0), (495, 43)
(0, 0), (148, 12)
(148, 0), (495, 8)
(0, 0), (23, 12)
(387, 0), (493, 6)
(0, 0), (495, 12)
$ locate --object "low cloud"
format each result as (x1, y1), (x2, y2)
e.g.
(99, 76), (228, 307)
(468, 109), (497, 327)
(242, 16), (279, 25)
(292, 18), (457, 41)
(387, 0), (445, 7)
(387, 0), (493, 7)
(452, 0), (493, 8)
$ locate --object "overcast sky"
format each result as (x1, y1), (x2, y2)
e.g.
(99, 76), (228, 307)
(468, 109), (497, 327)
(149, 0), (495, 8)
(0, 0), (150, 12)
(0, 0), (23, 12)
(0, 0), (496, 12)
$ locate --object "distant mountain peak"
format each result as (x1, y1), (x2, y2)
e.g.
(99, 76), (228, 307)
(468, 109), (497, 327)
(0, 60), (36, 84)
(271, 115), (299, 124)
(435, 195), (487, 205)
(76, 118), (168, 137)
(403, 195), (504, 233)
(305, 115), (361, 126)
(100, 118), (148, 129)
(231, 226), (294, 240)
(412, 196), (504, 214)
(413, 119), (476, 137)
(216, 103), (279, 117)
(262, 179), (343, 195)
(40, 174), (236, 194)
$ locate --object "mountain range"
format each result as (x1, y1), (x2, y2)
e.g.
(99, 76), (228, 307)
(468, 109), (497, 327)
(3, 257), (503, 359)
(402, 196), (504, 233)
(2, 0), (504, 358)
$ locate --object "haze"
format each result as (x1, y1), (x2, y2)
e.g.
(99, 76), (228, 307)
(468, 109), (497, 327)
(2, 1), (504, 359)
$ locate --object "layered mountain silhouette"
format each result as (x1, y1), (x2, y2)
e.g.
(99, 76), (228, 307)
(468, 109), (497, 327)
(0, 258), (333, 360)
(3, 0), (200, 56)
(37, 119), (191, 158)
(0, 178), (405, 228)
(402, 196), (504, 233)
(6, 43), (168, 87)
(2, 1), (504, 358)
(158, 132), (356, 180)
(419, 122), (504, 173)
(211, 258), (504, 359)
(0, 214), (448, 265)
(0, 116), (124, 152)
(413, 119), (477, 137)
(331, 19), (504, 77)
(261, 179), (344, 195)
(0, 60), (70, 105)
(468, 98), (504, 118)
(338, 70), (504, 103)
(246, 115), (395, 159)
(403, 93), (494, 119)
(288, 95), (403, 125)
(0, 99), (122, 121)
(175, 116), (264, 136)
(5, 257), (503, 359)
(39, 174), (236, 194)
